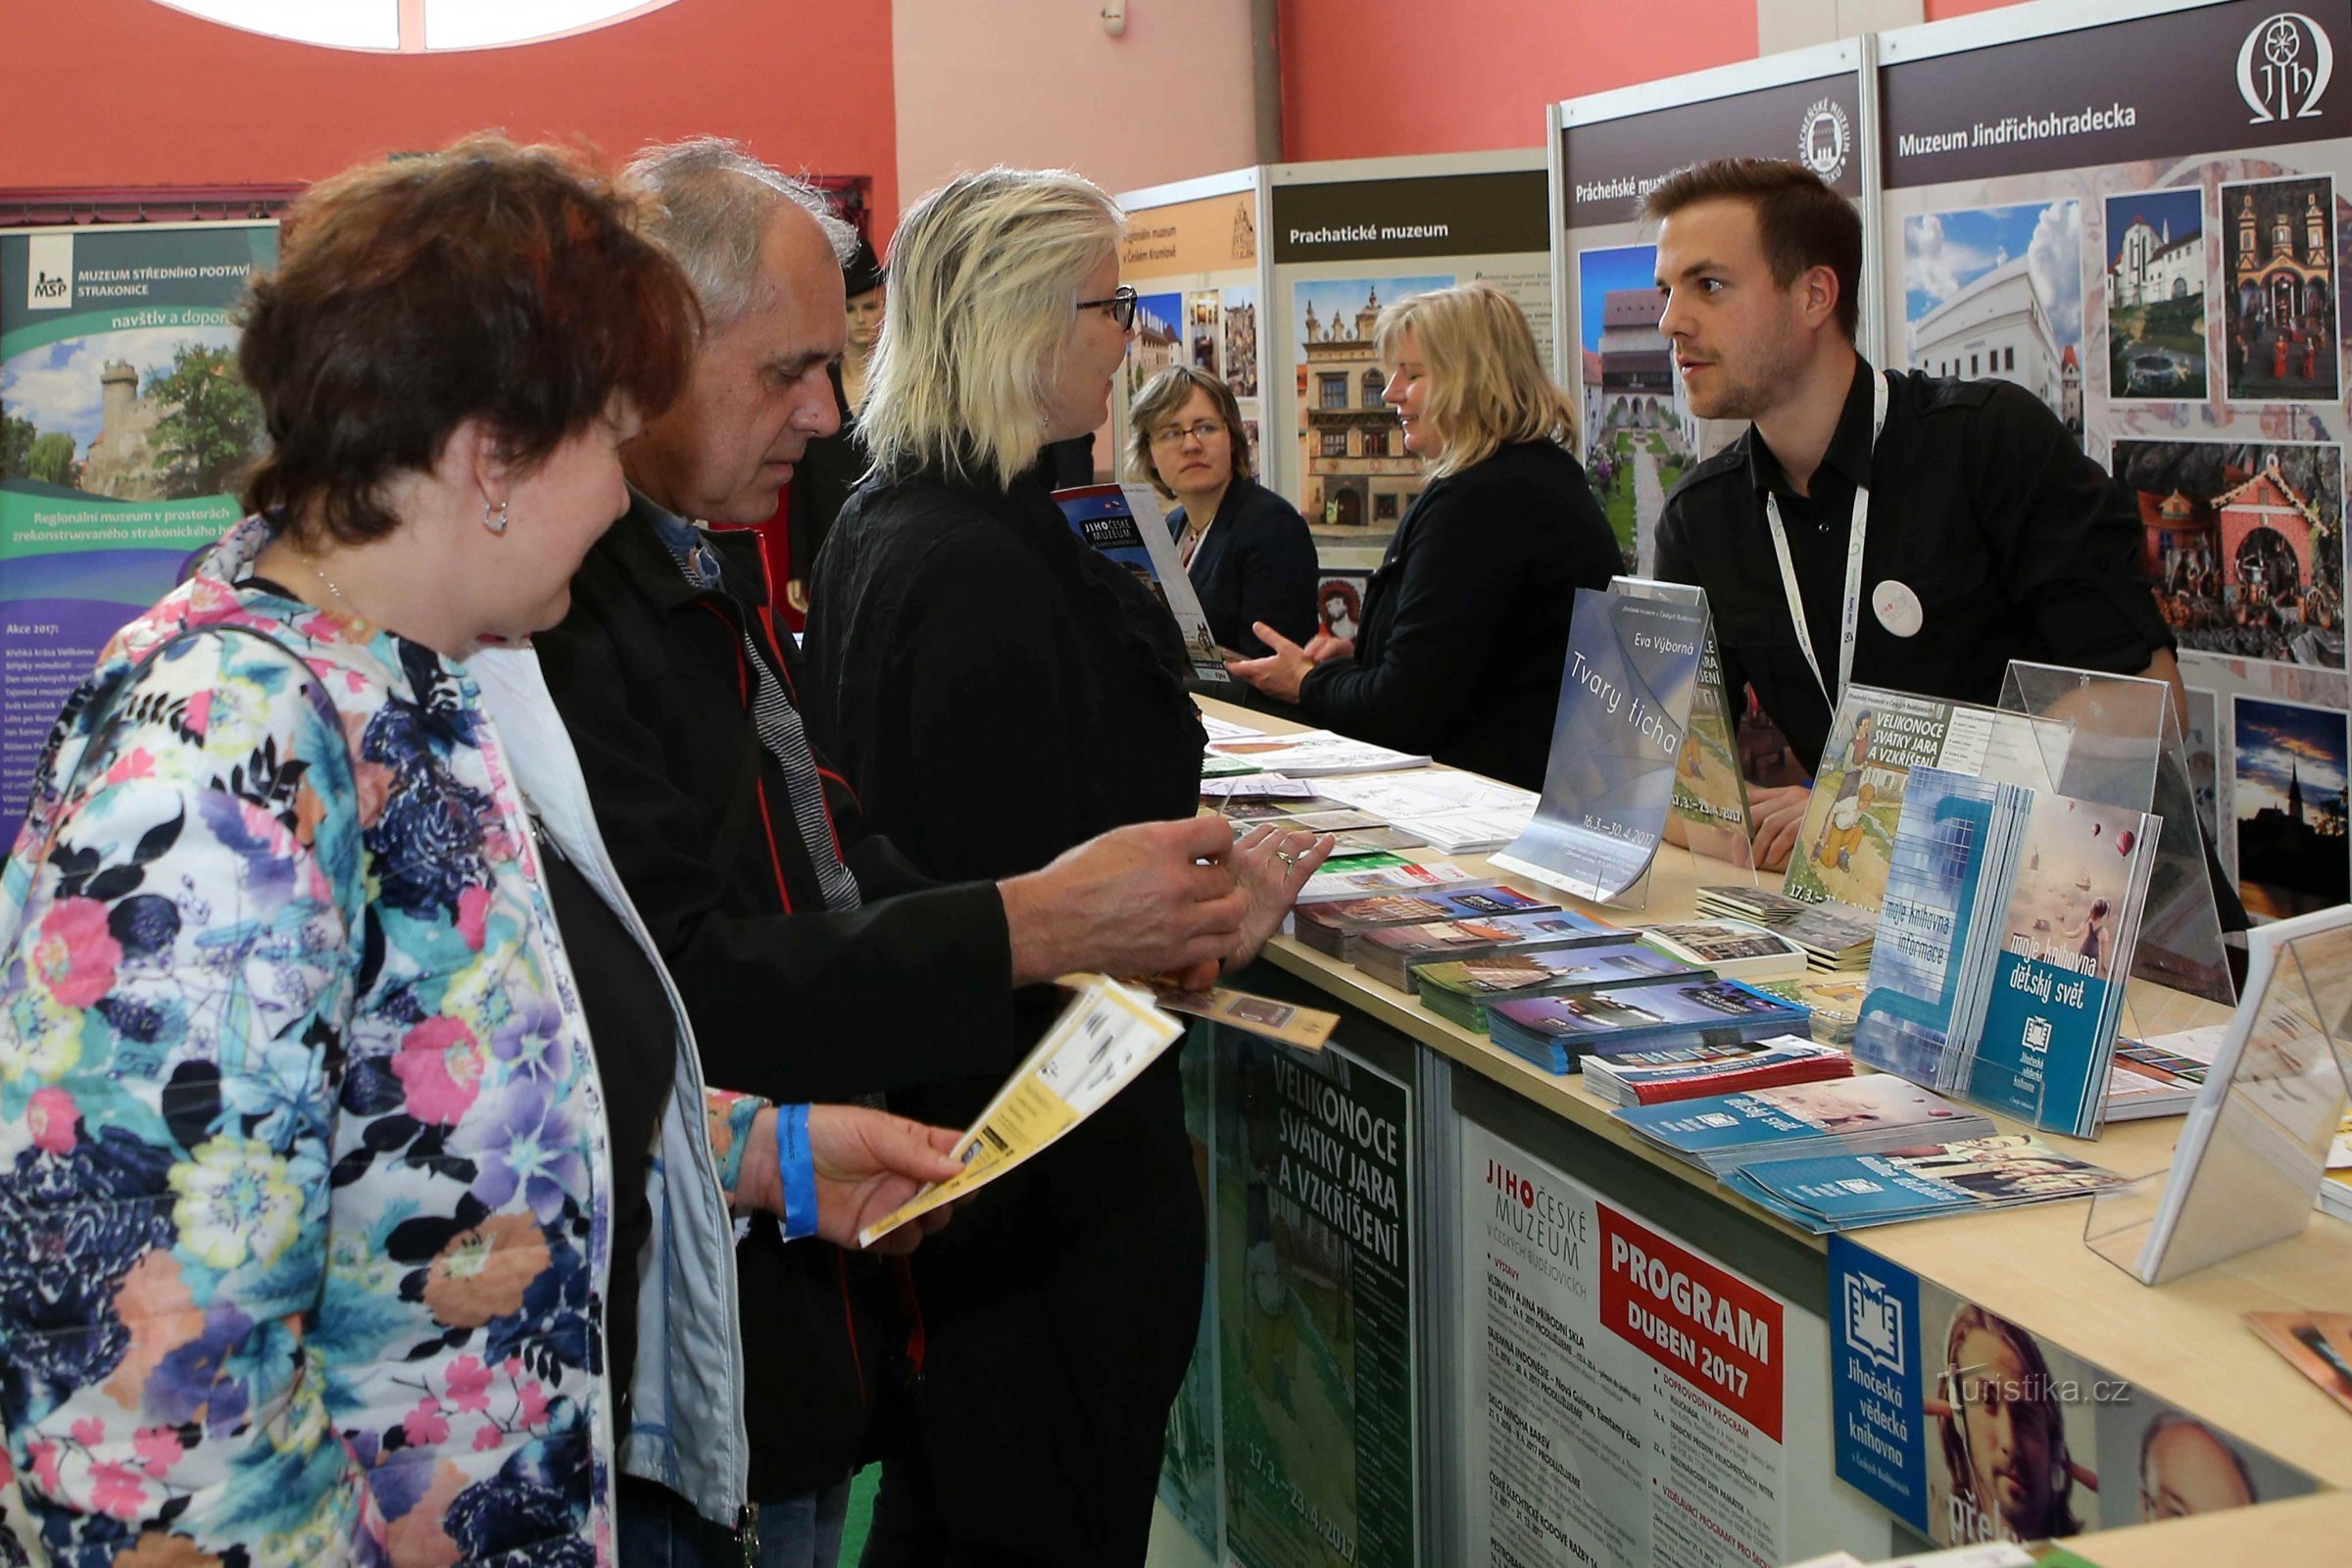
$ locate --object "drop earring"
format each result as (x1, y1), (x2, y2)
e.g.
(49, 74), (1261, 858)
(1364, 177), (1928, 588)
(484, 499), (511, 535)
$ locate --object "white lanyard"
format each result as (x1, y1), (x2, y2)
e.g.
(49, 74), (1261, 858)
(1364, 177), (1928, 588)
(1763, 369), (1888, 711)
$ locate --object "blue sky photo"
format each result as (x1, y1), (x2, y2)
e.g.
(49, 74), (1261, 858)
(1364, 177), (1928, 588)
(1292, 274), (1452, 351)
(2234, 697), (2349, 823)
(2104, 186), (2203, 270)
(1578, 244), (1659, 354)
(1903, 199), (2082, 350)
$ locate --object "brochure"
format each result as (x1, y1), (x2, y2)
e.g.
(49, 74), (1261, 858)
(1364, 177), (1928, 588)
(859, 974), (1182, 1246)
(2245, 1311), (2352, 1416)
(1723, 1135), (2129, 1234)
(1350, 907), (1623, 992)
(1636, 918), (1809, 982)
(1487, 979), (1811, 1074)
(1415, 941), (1697, 1033)
(1615, 1076), (1995, 1176)
(1783, 685), (2070, 912)
(1054, 483), (1228, 684)
(1492, 586), (1705, 904)
(1696, 885), (1876, 972)
(1751, 975), (1866, 1045)
(2100, 1027), (2222, 1121)
(1578, 1036), (1852, 1107)
(1293, 884), (1554, 958)
(1142, 978), (1338, 1053)
(1294, 858), (1481, 905)
(1204, 728), (1432, 777)
(1312, 767), (1538, 819)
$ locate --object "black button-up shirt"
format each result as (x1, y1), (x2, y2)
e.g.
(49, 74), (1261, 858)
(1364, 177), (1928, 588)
(1655, 357), (2172, 770)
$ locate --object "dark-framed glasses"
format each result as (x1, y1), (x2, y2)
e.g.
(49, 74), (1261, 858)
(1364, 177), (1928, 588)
(1151, 418), (1228, 447)
(1078, 284), (1139, 330)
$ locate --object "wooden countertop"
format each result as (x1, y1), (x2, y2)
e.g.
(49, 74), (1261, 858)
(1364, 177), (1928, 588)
(1200, 697), (2352, 1492)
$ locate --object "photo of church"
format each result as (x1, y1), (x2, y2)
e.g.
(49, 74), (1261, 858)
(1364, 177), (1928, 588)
(2221, 174), (2338, 405)
(2231, 694), (2351, 921)
(2103, 186), (2207, 403)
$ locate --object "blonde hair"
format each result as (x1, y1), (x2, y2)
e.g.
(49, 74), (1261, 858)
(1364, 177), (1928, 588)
(1372, 280), (1577, 479)
(1126, 366), (1252, 500)
(861, 168), (1122, 488)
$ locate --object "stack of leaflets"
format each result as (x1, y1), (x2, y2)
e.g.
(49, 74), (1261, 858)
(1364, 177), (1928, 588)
(1349, 907), (1622, 992)
(1853, 765), (2159, 1137)
(1750, 975), (1865, 1045)
(2101, 1028), (2221, 1121)
(1615, 1075), (1995, 1175)
(1636, 919), (1809, 982)
(1295, 858), (1481, 905)
(1415, 942), (1696, 1033)
(1693, 885), (1876, 971)
(1203, 729), (1432, 777)
(1488, 978), (1811, 1073)
(1581, 1036), (1854, 1106)
(1293, 884), (1555, 959)
(1722, 1134), (2130, 1234)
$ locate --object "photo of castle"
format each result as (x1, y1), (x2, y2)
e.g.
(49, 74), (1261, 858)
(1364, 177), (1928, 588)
(1, 327), (261, 501)
(1905, 200), (2083, 441)
(2103, 186), (2207, 403)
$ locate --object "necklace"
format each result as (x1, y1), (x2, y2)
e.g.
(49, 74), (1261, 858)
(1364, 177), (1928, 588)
(288, 549), (361, 619)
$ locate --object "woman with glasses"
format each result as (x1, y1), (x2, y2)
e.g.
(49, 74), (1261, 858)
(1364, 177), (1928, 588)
(1129, 366), (1318, 661)
(1225, 281), (1620, 789)
(801, 169), (1328, 1567)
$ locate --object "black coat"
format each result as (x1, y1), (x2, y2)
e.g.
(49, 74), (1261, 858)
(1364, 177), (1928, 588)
(1166, 473), (1319, 658)
(802, 466), (1207, 1564)
(1299, 439), (1619, 789)
(532, 496), (1021, 1498)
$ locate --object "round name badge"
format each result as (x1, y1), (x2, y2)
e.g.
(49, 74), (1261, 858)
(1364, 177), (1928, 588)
(1872, 580), (1925, 638)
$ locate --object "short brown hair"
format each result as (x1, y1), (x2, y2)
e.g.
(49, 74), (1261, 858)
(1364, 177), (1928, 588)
(1127, 367), (1251, 500)
(240, 134), (701, 547)
(1641, 159), (1862, 341)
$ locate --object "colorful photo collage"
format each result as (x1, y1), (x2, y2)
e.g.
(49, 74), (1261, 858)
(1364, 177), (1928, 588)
(1126, 283), (1259, 421)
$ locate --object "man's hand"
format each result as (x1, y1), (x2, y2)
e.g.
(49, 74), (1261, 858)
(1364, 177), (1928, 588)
(1747, 783), (1813, 871)
(1225, 622), (1322, 703)
(1001, 816), (1250, 986)
(1229, 823), (1336, 968)
(1301, 630), (1355, 663)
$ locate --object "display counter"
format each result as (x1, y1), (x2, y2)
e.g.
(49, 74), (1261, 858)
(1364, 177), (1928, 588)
(1185, 695), (2346, 1567)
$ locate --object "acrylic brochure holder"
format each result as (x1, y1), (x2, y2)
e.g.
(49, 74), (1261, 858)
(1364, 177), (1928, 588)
(1490, 580), (1709, 909)
(1613, 576), (1758, 883)
(2082, 906), (2352, 1287)
(1997, 662), (2235, 1006)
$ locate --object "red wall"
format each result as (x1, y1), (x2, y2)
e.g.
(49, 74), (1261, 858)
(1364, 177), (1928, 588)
(0, 0), (897, 230)
(1277, 0), (1761, 162)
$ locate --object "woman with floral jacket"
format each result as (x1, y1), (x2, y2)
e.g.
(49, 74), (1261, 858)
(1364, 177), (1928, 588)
(0, 140), (956, 1568)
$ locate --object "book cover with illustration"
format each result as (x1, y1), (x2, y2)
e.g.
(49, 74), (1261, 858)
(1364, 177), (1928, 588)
(1616, 1075), (1993, 1174)
(1486, 978), (1811, 1072)
(1054, 483), (1227, 682)
(1966, 793), (2160, 1136)
(1415, 941), (1694, 1032)
(1724, 1135), (2128, 1233)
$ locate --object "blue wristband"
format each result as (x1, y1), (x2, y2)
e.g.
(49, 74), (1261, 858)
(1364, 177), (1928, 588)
(778, 1102), (818, 1241)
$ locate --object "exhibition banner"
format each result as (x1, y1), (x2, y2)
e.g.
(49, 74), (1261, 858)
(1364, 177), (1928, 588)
(1157, 1030), (1223, 1555)
(1875, 0), (2352, 922)
(1268, 152), (1552, 539)
(1113, 173), (1266, 489)
(1555, 45), (1868, 573)
(0, 221), (275, 825)
(1827, 1234), (2316, 1548)
(1458, 1120), (1883, 1567)
(1216, 1034), (1414, 1568)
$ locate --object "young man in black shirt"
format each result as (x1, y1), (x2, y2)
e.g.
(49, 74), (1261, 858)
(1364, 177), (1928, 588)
(1645, 159), (2180, 869)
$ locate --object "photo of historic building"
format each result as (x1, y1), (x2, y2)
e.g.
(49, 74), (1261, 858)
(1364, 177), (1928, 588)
(2231, 694), (2351, 921)
(1904, 200), (2083, 440)
(2222, 174), (2337, 403)
(1124, 290), (1183, 410)
(2103, 186), (2208, 402)
(1223, 284), (1259, 398)
(1576, 243), (1693, 571)
(1291, 274), (1449, 533)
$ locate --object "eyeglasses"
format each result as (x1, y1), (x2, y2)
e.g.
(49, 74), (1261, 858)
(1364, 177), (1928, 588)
(1151, 418), (1228, 447)
(1077, 284), (1139, 330)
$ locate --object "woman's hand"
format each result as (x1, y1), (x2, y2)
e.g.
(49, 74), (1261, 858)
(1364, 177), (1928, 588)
(1227, 823), (1336, 969)
(1301, 631), (1355, 663)
(1225, 622), (1322, 703)
(1746, 782), (1814, 872)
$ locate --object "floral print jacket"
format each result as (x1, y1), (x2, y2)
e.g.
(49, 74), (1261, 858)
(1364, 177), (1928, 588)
(0, 519), (760, 1568)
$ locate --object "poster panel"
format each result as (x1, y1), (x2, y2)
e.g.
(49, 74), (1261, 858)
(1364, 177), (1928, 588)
(1877, 0), (2352, 917)
(1, 221), (276, 827)
(1826, 1234), (2317, 1547)
(1113, 172), (1267, 491)
(1159, 1029), (1222, 1554)
(1556, 43), (1870, 572)
(1457, 1119), (1884, 1567)
(1268, 153), (1552, 548)
(1216, 1033), (1415, 1568)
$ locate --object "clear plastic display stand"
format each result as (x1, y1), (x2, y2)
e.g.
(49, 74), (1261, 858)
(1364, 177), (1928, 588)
(2083, 907), (2352, 1287)
(1614, 577), (1758, 885)
(1997, 662), (2236, 1006)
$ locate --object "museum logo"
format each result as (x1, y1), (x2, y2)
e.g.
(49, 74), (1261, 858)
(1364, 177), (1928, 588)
(2238, 12), (2334, 124)
(25, 233), (72, 311)
(1800, 97), (1852, 184)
